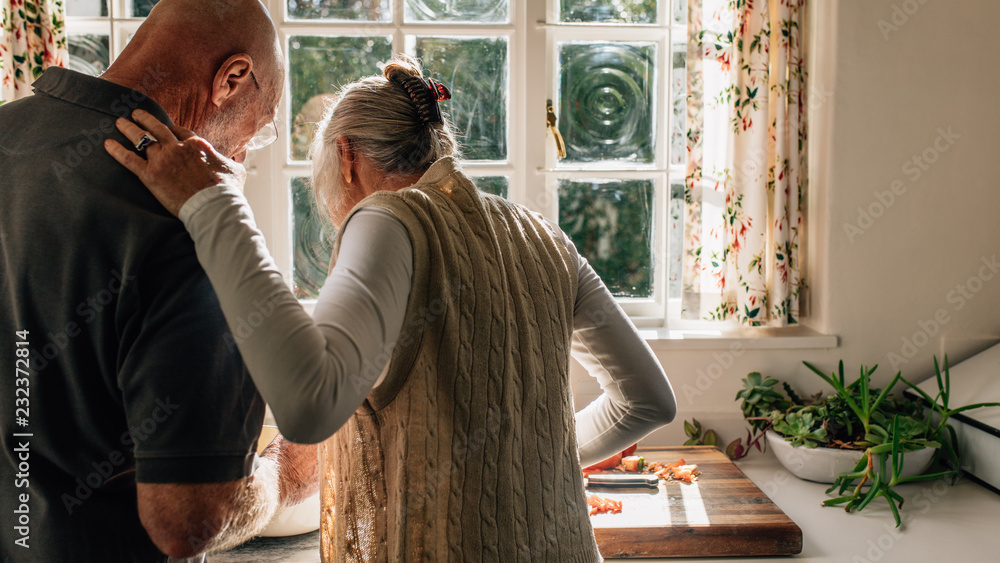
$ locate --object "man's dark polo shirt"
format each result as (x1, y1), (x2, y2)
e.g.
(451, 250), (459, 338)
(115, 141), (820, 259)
(0, 68), (265, 562)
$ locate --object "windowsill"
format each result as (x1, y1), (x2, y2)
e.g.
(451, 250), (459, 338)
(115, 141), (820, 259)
(638, 325), (839, 351)
(301, 298), (838, 351)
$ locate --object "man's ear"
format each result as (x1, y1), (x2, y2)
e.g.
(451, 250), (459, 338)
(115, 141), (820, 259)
(336, 137), (353, 186)
(211, 54), (254, 108)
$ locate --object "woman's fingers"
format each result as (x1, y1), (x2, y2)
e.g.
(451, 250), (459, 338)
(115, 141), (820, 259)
(105, 111), (247, 218)
(170, 123), (197, 142)
(114, 117), (159, 150)
(104, 139), (148, 178)
(131, 109), (180, 145)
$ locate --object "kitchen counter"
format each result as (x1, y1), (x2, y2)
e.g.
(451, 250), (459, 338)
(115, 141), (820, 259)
(212, 453), (1000, 561)
(212, 530), (319, 562)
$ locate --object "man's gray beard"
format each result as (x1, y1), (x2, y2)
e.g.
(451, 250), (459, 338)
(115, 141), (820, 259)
(201, 98), (255, 158)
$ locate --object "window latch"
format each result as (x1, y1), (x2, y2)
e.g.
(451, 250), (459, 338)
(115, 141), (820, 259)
(546, 99), (567, 159)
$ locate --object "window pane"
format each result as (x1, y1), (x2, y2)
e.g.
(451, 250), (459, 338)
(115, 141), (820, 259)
(668, 180), (684, 299)
(558, 179), (654, 298)
(132, 0), (159, 17)
(291, 178), (336, 299)
(67, 0), (108, 17)
(558, 42), (656, 165)
(288, 0), (390, 21)
(670, 42), (686, 166)
(405, 0), (508, 23)
(472, 176), (508, 198)
(412, 36), (508, 162)
(69, 34), (110, 77)
(289, 35), (393, 161)
(672, 0), (686, 25)
(560, 0), (656, 24)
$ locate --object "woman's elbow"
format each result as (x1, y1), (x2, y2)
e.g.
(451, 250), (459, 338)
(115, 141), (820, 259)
(649, 385), (677, 426)
(270, 402), (334, 445)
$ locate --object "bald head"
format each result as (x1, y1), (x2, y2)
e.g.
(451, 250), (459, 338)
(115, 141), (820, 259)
(103, 0), (283, 158)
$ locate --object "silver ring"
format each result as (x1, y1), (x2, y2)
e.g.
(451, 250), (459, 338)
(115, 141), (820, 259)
(135, 134), (157, 153)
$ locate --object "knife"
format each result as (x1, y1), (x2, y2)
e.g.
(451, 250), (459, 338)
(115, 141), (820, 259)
(585, 473), (660, 488)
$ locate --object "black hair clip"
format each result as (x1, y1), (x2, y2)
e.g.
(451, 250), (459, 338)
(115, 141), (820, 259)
(392, 74), (452, 125)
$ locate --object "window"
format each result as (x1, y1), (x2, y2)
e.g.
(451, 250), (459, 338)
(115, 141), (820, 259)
(66, 0), (691, 326)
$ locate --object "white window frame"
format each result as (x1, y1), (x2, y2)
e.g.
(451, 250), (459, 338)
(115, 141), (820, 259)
(67, 0), (698, 328)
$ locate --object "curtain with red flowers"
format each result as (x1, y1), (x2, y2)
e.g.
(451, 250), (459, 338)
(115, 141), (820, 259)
(1, 0), (67, 105)
(682, 0), (806, 326)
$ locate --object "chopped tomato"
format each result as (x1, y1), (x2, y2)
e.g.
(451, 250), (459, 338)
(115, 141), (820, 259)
(663, 458), (686, 471)
(582, 451), (622, 476)
(621, 455), (644, 472)
(587, 493), (623, 516)
(646, 461), (665, 472)
(671, 464), (699, 483)
(621, 443), (638, 457)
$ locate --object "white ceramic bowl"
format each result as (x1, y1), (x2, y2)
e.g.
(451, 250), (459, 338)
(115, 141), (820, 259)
(259, 492), (321, 537)
(766, 430), (935, 484)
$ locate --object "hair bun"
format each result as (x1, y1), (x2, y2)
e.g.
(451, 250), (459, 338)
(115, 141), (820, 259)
(383, 55), (451, 125)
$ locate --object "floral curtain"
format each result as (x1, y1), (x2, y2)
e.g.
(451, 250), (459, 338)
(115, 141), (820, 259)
(683, 0), (806, 326)
(1, 0), (67, 105)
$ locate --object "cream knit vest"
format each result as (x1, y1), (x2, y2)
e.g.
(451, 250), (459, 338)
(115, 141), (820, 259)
(318, 158), (601, 562)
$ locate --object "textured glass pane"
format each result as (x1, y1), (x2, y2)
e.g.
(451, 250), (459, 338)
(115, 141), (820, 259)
(559, 42), (656, 164)
(66, 0), (108, 17)
(560, 0), (656, 24)
(289, 35), (393, 161)
(69, 34), (110, 77)
(670, 42), (686, 166)
(405, 0), (508, 23)
(473, 176), (508, 198)
(292, 178), (337, 300)
(672, 0), (686, 25)
(413, 36), (508, 162)
(668, 181), (684, 299)
(288, 0), (390, 21)
(132, 0), (160, 17)
(559, 179), (654, 298)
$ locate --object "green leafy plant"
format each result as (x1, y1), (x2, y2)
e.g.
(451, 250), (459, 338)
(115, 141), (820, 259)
(683, 418), (717, 446)
(771, 411), (827, 448)
(735, 372), (790, 430)
(736, 356), (1000, 527)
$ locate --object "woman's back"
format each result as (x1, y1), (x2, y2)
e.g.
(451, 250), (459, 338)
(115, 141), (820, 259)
(321, 157), (601, 562)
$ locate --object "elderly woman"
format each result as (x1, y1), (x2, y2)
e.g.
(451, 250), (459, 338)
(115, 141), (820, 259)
(106, 57), (676, 562)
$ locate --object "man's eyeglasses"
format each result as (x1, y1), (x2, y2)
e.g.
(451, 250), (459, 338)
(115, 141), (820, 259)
(247, 70), (278, 151)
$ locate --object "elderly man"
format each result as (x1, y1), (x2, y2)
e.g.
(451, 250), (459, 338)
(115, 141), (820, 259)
(0, 1), (317, 561)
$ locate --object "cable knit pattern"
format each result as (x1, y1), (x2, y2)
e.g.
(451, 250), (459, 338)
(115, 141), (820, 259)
(319, 157), (602, 562)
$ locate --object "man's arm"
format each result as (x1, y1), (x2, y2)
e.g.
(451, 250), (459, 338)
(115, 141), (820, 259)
(137, 435), (319, 558)
(116, 227), (317, 559)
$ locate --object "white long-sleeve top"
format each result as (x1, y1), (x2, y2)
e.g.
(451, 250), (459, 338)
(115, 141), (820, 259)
(179, 183), (676, 465)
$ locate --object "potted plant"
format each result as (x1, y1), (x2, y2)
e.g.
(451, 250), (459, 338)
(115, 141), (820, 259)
(734, 356), (1000, 527)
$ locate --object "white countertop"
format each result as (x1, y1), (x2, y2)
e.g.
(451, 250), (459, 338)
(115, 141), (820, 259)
(611, 453), (1000, 562)
(219, 451), (1000, 561)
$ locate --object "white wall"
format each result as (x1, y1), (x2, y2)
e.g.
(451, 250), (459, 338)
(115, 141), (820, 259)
(597, 0), (1000, 447)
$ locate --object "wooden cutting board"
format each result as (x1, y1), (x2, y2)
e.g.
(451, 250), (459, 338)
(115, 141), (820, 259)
(589, 446), (802, 558)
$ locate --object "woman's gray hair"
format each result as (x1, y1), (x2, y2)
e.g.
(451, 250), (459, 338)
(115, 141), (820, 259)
(310, 55), (460, 225)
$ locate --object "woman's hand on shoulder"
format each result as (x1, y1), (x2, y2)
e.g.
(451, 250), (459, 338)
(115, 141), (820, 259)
(105, 109), (246, 217)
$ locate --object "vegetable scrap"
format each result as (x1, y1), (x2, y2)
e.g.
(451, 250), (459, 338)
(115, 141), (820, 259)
(585, 453), (701, 485)
(586, 493), (623, 516)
